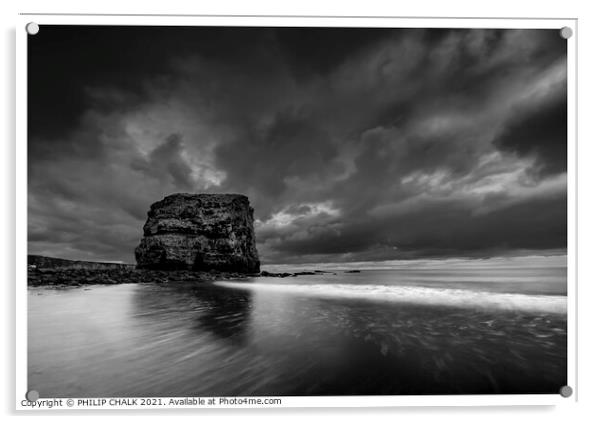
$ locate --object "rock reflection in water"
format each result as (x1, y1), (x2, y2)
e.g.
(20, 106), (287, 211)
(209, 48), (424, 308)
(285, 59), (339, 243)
(136, 282), (253, 343)
(28, 280), (566, 397)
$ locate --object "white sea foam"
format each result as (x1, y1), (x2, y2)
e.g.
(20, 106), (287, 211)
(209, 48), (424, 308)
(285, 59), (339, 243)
(215, 281), (566, 315)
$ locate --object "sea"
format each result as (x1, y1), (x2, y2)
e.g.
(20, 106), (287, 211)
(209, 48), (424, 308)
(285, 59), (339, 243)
(28, 257), (567, 397)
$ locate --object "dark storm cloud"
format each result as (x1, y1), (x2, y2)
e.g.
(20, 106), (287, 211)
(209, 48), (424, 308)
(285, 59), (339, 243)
(215, 111), (338, 199)
(28, 26), (567, 263)
(493, 86), (567, 177)
(275, 27), (400, 78)
(268, 192), (566, 259)
(131, 133), (195, 190)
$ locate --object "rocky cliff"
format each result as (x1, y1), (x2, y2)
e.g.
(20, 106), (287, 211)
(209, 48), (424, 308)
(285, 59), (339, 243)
(135, 193), (260, 273)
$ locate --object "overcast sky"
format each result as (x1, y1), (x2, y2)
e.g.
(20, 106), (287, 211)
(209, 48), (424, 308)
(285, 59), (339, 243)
(28, 26), (567, 264)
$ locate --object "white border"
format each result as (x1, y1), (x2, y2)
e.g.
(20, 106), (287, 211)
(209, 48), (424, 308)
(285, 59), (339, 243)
(15, 15), (577, 410)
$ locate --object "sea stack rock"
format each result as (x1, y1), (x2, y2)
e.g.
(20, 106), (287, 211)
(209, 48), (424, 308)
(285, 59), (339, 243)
(135, 193), (260, 273)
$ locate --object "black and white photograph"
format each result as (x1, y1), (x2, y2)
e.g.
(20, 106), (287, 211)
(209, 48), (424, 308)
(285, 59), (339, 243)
(24, 22), (570, 400)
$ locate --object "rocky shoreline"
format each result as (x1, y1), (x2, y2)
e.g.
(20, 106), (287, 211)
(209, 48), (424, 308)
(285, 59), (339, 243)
(27, 267), (337, 287)
(27, 194), (345, 288)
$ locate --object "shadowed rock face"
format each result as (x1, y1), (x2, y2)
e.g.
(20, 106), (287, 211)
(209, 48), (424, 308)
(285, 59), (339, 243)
(135, 194), (260, 273)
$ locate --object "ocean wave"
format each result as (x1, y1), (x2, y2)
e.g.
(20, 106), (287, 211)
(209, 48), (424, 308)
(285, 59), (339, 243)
(215, 281), (567, 314)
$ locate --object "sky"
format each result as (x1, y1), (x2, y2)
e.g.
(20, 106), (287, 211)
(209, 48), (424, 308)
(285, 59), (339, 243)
(28, 26), (567, 264)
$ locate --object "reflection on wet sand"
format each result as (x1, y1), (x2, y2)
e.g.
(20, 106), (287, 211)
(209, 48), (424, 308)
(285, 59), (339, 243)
(29, 279), (566, 397)
(134, 282), (254, 343)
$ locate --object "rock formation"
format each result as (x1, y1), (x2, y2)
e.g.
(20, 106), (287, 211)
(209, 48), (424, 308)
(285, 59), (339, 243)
(135, 193), (260, 273)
